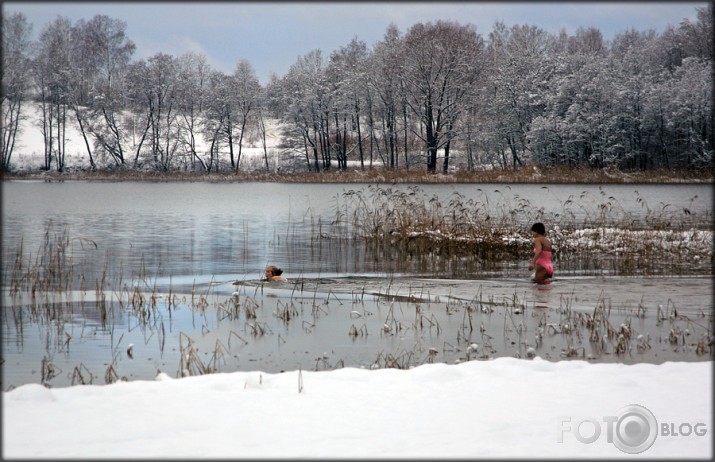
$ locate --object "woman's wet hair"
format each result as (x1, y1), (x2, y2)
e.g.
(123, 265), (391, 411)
(531, 222), (546, 235)
(266, 265), (283, 276)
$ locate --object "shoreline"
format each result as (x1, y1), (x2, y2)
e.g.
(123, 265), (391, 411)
(1, 166), (712, 184)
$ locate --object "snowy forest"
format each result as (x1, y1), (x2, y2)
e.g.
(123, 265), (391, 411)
(1, 7), (712, 174)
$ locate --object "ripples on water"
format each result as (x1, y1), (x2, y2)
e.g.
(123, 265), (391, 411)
(1, 182), (712, 389)
(2, 274), (712, 389)
(2, 182), (712, 280)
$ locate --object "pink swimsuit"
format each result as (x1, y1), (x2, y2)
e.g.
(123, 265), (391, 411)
(534, 248), (554, 276)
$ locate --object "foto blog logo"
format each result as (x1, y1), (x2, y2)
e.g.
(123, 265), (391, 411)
(558, 404), (708, 454)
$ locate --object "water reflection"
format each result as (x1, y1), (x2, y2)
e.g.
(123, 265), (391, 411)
(533, 283), (553, 309)
(2, 274), (711, 389)
(1, 182), (712, 389)
(2, 182), (712, 283)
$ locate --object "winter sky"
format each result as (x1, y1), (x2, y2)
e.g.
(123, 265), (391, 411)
(3, 1), (707, 84)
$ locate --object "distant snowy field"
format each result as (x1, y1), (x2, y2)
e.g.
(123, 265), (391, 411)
(6, 102), (390, 172)
(6, 102), (293, 171)
(3, 358), (711, 458)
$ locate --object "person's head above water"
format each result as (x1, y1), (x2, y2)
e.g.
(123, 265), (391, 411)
(264, 265), (285, 281)
(531, 222), (546, 236)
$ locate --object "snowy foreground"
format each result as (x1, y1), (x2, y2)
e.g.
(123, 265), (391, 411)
(3, 358), (712, 459)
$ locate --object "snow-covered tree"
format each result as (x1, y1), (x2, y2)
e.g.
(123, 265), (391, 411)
(4, 9), (711, 174)
(70, 15), (135, 170)
(326, 37), (369, 169)
(34, 16), (76, 172)
(175, 52), (210, 171)
(280, 49), (331, 171)
(677, 5), (713, 60)
(229, 60), (261, 172)
(1, 12), (33, 171)
(124, 53), (180, 170)
(660, 58), (712, 166)
(482, 22), (553, 168)
(402, 20), (485, 172)
(367, 23), (404, 169)
(201, 70), (230, 171)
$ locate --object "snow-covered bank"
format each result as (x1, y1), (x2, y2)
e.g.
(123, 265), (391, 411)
(4, 102), (712, 182)
(3, 358), (711, 459)
(4, 102), (292, 173)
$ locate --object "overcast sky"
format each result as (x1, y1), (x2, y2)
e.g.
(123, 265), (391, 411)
(3, 1), (707, 84)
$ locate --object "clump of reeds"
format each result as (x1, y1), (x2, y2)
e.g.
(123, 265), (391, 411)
(324, 185), (712, 277)
(104, 364), (127, 384)
(371, 350), (417, 369)
(4, 224), (98, 295)
(71, 363), (94, 385)
(348, 323), (368, 337)
(275, 300), (299, 323)
(334, 186), (529, 260)
(40, 356), (61, 386)
(176, 333), (213, 377)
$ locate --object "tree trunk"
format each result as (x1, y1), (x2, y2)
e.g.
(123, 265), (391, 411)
(312, 126), (321, 172)
(508, 136), (522, 167)
(1, 99), (22, 171)
(301, 129), (311, 172)
(134, 112), (152, 167)
(354, 100), (364, 169)
(56, 100), (64, 173)
(236, 124), (245, 173)
(425, 105), (437, 173)
(75, 109), (96, 171)
(227, 114), (235, 171)
(443, 142), (450, 173)
(442, 119), (454, 173)
(403, 103), (409, 170)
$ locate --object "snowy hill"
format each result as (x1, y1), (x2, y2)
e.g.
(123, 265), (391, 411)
(5, 101), (297, 173)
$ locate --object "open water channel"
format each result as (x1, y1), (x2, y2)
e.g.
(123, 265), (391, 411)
(1, 181), (713, 388)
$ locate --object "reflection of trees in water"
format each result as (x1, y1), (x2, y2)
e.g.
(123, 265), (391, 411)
(299, 236), (712, 278)
(3, 182), (711, 294)
(291, 237), (524, 278)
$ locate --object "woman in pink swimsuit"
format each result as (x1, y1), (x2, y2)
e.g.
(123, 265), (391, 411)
(528, 222), (553, 284)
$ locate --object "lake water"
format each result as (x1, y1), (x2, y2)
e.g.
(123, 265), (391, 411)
(1, 181), (713, 389)
(2, 181), (711, 279)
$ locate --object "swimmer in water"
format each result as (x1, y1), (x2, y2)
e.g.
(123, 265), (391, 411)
(528, 222), (554, 284)
(264, 265), (287, 282)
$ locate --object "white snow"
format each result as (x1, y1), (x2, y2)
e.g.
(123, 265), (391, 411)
(3, 358), (711, 458)
(562, 227), (713, 257)
(3, 99), (712, 461)
(6, 102), (292, 172)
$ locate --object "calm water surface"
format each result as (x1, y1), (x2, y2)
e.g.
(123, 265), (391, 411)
(1, 181), (712, 389)
(2, 181), (711, 279)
